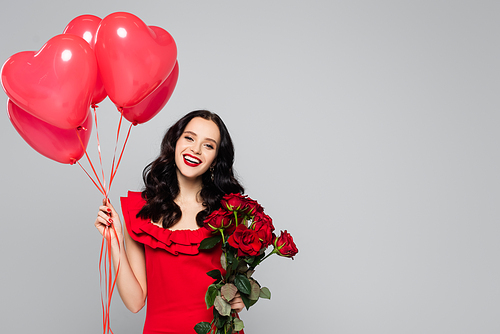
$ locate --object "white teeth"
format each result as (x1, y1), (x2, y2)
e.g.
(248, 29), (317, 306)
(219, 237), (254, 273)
(184, 155), (201, 164)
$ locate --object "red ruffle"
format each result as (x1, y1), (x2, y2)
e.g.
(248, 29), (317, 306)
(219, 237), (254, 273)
(120, 191), (212, 255)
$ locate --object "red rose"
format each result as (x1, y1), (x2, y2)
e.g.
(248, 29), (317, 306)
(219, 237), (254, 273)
(227, 224), (263, 257)
(222, 193), (264, 216)
(246, 197), (264, 216)
(251, 212), (275, 247)
(273, 230), (298, 259)
(221, 193), (247, 211)
(204, 208), (234, 232)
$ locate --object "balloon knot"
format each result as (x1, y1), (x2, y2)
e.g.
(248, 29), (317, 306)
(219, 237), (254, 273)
(91, 103), (99, 109)
(69, 158), (76, 165)
(77, 126), (88, 131)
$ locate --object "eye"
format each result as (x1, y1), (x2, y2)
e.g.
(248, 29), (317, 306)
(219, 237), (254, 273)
(184, 136), (194, 141)
(204, 143), (215, 150)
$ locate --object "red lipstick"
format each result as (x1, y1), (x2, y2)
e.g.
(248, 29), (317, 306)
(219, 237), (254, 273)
(183, 154), (202, 167)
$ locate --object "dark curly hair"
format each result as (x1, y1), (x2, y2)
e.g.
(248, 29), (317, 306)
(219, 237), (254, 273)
(137, 110), (244, 228)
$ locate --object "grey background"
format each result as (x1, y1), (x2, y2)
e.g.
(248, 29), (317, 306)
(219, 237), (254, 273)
(0, 1), (498, 333)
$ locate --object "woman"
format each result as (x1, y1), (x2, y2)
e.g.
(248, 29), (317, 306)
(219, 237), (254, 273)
(95, 110), (245, 333)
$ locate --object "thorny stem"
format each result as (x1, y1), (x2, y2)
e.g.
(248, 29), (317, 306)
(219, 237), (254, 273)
(233, 211), (239, 227)
(258, 248), (277, 264)
(220, 229), (226, 244)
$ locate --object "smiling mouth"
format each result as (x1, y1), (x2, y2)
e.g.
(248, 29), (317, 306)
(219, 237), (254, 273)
(183, 154), (202, 167)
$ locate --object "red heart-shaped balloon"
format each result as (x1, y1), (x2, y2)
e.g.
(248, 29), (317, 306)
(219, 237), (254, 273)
(63, 14), (101, 48)
(121, 60), (179, 125)
(95, 12), (177, 108)
(1, 34), (97, 129)
(63, 14), (107, 105)
(7, 99), (93, 164)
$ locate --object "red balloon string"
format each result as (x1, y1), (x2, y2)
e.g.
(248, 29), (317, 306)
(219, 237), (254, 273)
(76, 106), (129, 333)
(99, 225), (121, 334)
(76, 160), (106, 196)
(92, 105), (108, 199)
(107, 108), (124, 194)
(76, 106), (133, 333)
(98, 109), (131, 333)
(108, 120), (133, 192)
(99, 228), (112, 333)
(76, 128), (106, 196)
(99, 228), (108, 332)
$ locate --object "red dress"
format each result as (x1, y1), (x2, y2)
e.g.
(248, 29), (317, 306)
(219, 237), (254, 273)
(120, 191), (227, 334)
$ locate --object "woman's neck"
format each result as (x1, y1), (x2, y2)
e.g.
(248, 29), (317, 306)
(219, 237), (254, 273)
(175, 169), (203, 204)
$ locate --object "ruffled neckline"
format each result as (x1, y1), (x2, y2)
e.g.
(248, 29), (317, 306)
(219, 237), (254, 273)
(120, 191), (212, 255)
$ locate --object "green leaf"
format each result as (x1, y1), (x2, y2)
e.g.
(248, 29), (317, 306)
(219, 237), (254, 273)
(240, 293), (252, 310)
(220, 252), (227, 270)
(206, 269), (223, 281)
(199, 235), (222, 250)
(205, 284), (218, 308)
(260, 287), (271, 299)
(233, 318), (245, 332)
(237, 260), (248, 272)
(194, 322), (211, 334)
(224, 321), (232, 333)
(218, 315), (229, 329)
(225, 267), (233, 282)
(216, 314), (229, 329)
(221, 283), (238, 301)
(214, 295), (231, 316)
(248, 297), (258, 308)
(248, 252), (266, 269)
(234, 274), (251, 295)
(231, 256), (239, 270)
(249, 279), (261, 300)
(226, 248), (235, 263)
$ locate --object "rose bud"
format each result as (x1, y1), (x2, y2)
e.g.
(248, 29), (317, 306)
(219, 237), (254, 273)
(273, 230), (298, 259)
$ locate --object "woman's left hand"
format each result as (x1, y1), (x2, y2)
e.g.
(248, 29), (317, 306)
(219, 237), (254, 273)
(230, 292), (244, 313)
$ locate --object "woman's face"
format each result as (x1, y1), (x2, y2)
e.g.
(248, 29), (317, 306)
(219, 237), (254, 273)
(174, 117), (220, 180)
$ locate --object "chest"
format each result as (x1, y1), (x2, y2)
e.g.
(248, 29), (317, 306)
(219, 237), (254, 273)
(171, 202), (204, 230)
(144, 245), (224, 281)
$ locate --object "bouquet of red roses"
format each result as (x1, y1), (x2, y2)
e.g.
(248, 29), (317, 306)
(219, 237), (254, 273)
(194, 193), (298, 334)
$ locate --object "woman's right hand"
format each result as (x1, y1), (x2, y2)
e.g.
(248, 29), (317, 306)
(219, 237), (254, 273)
(95, 199), (123, 246)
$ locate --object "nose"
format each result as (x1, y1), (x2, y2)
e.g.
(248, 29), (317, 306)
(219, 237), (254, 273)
(190, 143), (202, 154)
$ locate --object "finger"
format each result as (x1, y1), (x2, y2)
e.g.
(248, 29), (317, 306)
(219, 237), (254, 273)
(106, 201), (117, 214)
(230, 301), (244, 307)
(97, 212), (115, 226)
(231, 305), (244, 313)
(99, 204), (118, 219)
(95, 216), (110, 227)
(230, 300), (244, 308)
(98, 211), (111, 220)
(99, 206), (112, 216)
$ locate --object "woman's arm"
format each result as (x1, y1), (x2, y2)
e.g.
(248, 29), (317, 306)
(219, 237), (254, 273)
(95, 199), (147, 313)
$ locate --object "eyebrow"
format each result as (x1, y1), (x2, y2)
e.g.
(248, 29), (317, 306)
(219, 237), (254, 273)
(183, 131), (218, 145)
